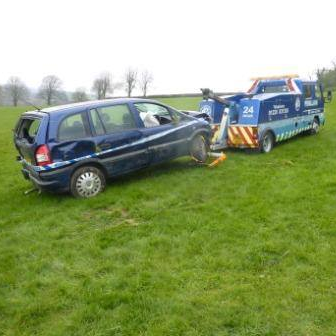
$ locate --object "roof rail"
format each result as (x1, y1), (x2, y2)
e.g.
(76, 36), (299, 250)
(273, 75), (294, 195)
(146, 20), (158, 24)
(250, 74), (299, 81)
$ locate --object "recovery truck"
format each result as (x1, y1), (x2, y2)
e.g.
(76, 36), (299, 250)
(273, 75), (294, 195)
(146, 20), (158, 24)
(199, 75), (332, 153)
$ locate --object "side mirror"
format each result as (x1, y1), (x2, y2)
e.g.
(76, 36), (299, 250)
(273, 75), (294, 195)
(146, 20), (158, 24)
(327, 90), (332, 102)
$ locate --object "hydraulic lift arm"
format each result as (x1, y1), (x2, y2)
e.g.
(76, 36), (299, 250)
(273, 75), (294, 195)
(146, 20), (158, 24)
(200, 88), (231, 106)
(200, 88), (233, 150)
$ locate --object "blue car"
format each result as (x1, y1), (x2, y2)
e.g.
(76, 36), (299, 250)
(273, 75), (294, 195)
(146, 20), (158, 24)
(14, 99), (211, 197)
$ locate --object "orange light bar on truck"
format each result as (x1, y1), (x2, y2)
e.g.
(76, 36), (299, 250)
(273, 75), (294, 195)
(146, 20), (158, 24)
(250, 74), (299, 81)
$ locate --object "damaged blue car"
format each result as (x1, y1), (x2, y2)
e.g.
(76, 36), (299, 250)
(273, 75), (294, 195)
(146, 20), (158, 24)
(13, 99), (211, 197)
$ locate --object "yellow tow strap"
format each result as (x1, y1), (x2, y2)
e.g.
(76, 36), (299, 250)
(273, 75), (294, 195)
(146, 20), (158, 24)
(207, 152), (227, 167)
(192, 152), (227, 167)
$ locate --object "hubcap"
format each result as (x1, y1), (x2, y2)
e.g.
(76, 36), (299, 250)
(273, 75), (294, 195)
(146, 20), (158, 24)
(76, 172), (101, 197)
(192, 137), (207, 161)
(263, 134), (272, 152)
(313, 121), (319, 133)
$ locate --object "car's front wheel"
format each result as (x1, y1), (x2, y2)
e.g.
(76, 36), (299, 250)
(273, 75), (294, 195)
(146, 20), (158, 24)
(190, 134), (208, 163)
(70, 166), (106, 198)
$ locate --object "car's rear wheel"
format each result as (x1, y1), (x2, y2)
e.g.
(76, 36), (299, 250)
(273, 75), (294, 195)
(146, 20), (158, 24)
(70, 166), (106, 198)
(259, 131), (274, 153)
(190, 134), (208, 163)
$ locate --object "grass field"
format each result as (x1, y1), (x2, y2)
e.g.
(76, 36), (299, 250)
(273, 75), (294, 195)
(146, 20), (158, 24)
(1, 97), (336, 335)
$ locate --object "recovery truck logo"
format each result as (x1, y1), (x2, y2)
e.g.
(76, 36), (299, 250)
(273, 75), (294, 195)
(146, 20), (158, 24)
(200, 105), (211, 115)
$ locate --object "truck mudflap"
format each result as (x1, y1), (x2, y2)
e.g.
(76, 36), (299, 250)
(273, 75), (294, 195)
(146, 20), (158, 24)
(227, 125), (258, 148)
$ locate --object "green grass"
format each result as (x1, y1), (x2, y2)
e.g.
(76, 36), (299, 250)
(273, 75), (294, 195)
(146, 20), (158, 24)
(157, 97), (201, 110)
(1, 98), (336, 335)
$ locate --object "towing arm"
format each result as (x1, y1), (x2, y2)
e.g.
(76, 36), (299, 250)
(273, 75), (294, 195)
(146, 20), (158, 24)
(200, 88), (231, 106)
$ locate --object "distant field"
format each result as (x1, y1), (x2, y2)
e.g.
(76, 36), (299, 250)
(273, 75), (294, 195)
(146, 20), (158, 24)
(156, 96), (201, 110)
(1, 97), (336, 335)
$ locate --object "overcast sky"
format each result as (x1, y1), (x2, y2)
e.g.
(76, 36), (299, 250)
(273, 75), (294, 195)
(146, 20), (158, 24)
(1, 0), (335, 95)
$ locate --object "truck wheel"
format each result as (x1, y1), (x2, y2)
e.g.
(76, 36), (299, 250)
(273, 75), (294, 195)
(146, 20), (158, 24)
(70, 166), (106, 198)
(310, 118), (320, 135)
(190, 134), (208, 163)
(260, 131), (274, 153)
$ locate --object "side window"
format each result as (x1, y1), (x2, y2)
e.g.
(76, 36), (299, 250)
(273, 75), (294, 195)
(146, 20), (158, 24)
(303, 85), (313, 99)
(58, 113), (88, 141)
(170, 108), (183, 121)
(96, 104), (136, 133)
(315, 84), (322, 99)
(134, 103), (172, 128)
(89, 109), (105, 136)
(28, 119), (41, 138)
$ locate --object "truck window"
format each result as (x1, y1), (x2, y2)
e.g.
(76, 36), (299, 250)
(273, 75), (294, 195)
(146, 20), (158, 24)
(261, 85), (289, 93)
(315, 85), (322, 99)
(303, 85), (313, 99)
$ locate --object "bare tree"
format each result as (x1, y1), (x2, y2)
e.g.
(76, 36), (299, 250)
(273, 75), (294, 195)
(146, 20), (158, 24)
(38, 75), (63, 105)
(72, 88), (88, 102)
(124, 68), (137, 97)
(139, 70), (153, 97)
(5, 76), (29, 106)
(92, 72), (115, 99)
(331, 58), (336, 71)
(308, 70), (315, 81)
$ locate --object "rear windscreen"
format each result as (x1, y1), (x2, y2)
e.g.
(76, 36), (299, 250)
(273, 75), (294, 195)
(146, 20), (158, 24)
(261, 85), (290, 93)
(16, 118), (41, 144)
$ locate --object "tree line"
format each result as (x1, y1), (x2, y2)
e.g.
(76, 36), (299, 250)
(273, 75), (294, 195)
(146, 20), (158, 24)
(316, 60), (336, 91)
(2, 61), (335, 107)
(0, 68), (153, 106)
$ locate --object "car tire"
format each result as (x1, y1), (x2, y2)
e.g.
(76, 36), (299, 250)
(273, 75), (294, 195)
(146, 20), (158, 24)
(259, 131), (274, 153)
(190, 134), (208, 163)
(309, 118), (320, 135)
(70, 166), (106, 198)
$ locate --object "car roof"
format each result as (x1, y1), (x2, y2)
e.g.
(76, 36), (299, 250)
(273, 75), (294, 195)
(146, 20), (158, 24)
(28, 98), (164, 116)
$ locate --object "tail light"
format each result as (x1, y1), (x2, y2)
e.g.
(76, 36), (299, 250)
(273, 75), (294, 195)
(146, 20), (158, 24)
(35, 145), (52, 166)
(252, 128), (258, 139)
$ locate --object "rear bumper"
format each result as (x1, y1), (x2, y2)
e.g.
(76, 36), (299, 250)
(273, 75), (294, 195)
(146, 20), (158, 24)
(22, 167), (60, 188)
(227, 125), (259, 148)
(21, 163), (71, 193)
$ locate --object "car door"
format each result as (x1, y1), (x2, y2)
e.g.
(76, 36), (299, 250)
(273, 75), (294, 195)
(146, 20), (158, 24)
(131, 102), (193, 164)
(88, 103), (149, 176)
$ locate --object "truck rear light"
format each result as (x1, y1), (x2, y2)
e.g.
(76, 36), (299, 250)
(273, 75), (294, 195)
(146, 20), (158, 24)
(35, 145), (52, 166)
(252, 128), (258, 139)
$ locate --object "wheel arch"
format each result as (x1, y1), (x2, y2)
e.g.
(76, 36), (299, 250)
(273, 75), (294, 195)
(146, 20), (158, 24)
(189, 127), (211, 146)
(259, 127), (276, 142)
(313, 115), (320, 124)
(70, 159), (108, 180)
